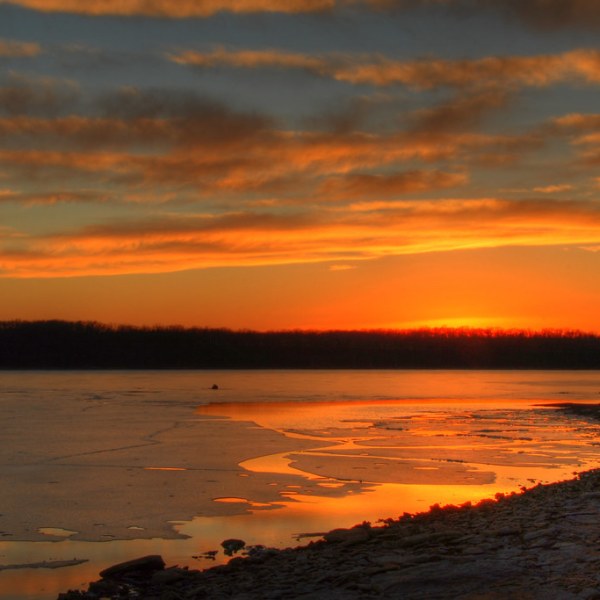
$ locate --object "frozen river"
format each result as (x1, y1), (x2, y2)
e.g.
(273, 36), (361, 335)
(1, 370), (600, 599)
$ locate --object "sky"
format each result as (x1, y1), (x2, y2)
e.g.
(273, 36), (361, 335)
(0, 0), (599, 332)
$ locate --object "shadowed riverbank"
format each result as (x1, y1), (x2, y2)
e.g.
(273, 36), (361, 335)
(58, 467), (600, 599)
(553, 403), (600, 422)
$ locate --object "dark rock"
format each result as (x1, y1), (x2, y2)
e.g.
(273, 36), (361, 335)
(195, 550), (218, 560)
(221, 538), (245, 556)
(158, 590), (184, 600)
(324, 527), (370, 545)
(87, 579), (124, 597)
(395, 531), (462, 548)
(99, 554), (165, 579)
(151, 567), (188, 586)
(492, 526), (520, 536)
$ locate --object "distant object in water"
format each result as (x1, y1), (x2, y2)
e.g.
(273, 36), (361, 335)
(211, 384), (219, 390)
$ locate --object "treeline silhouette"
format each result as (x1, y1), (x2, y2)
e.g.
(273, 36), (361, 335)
(1, 320), (600, 369)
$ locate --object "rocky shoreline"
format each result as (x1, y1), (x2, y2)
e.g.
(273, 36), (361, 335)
(550, 402), (600, 422)
(58, 466), (600, 600)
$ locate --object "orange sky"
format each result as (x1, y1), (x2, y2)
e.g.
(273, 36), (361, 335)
(1, 0), (600, 331)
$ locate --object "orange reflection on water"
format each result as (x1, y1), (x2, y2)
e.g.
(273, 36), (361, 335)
(0, 538), (184, 600)
(195, 396), (549, 433)
(0, 565), (102, 600)
(144, 466), (187, 471)
(197, 397), (600, 503)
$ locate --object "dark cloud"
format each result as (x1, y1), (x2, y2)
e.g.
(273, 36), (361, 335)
(52, 44), (138, 70)
(0, 73), (79, 116)
(409, 89), (512, 135)
(318, 169), (467, 200)
(68, 210), (317, 240)
(0, 116), (171, 151)
(302, 94), (399, 134)
(363, 0), (600, 29)
(492, 0), (600, 30)
(99, 87), (273, 146)
(0, 86), (276, 154)
(304, 100), (370, 134)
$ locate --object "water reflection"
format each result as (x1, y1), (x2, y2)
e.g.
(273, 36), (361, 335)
(198, 399), (600, 489)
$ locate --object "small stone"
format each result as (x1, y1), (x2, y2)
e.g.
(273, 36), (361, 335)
(99, 554), (165, 579)
(582, 492), (600, 500)
(324, 527), (369, 544)
(395, 531), (461, 548)
(88, 579), (122, 595)
(160, 590), (184, 600)
(151, 567), (188, 585)
(221, 538), (246, 556)
(492, 527), (520, 536)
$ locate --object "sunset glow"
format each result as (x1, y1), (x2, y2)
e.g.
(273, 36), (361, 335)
(1, 2), (600, 331)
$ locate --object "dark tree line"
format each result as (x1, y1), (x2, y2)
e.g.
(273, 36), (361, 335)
(0, 320), (599, 369)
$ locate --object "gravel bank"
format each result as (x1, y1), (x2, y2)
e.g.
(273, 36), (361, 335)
(58, 466), (600, 600)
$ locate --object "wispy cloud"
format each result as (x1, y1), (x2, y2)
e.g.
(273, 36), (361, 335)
(0, 0), (452, 18)
(170, 47), (327, 72)
(4, 0), (600, 30)
(3, 198), (600, 277)
(171, 47), (600, 90)
(0, 120), (540, 202)
(0, 67), (595, 280)
(552, 113), (600, 131)
(0, 38), (41, 57)
(549, 112), (600, 166)
(0, 189), (106, 205)
(533, 184), (574, 194)
(0, 0), (337, 17)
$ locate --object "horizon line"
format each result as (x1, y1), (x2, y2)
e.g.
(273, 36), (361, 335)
(2, 319), (599, 337)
